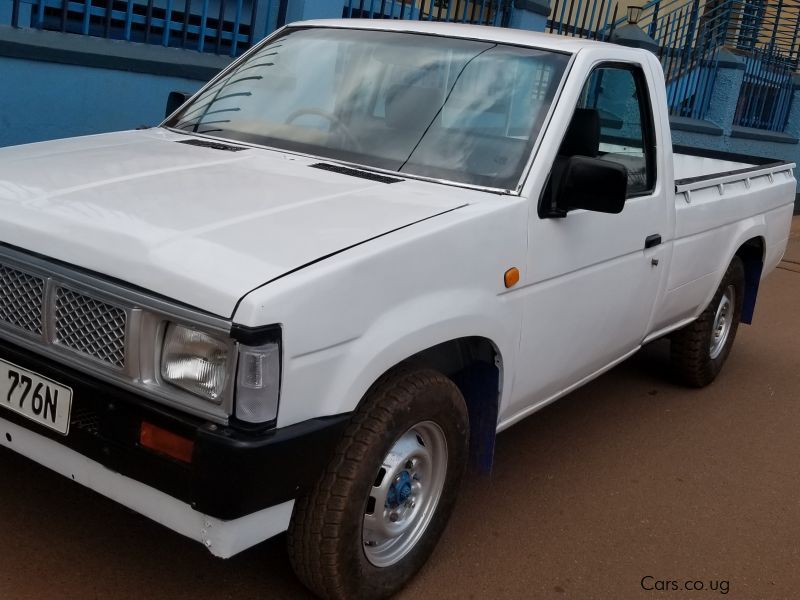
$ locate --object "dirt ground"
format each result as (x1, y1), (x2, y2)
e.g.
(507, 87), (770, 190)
(1, 219), (799, 600)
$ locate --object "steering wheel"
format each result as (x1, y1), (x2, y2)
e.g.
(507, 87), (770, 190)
(284, 108), (363, 153)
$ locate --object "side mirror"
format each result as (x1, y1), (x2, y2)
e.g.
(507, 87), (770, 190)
(165, 91), (194, 119)
(552, 156), (628, 216)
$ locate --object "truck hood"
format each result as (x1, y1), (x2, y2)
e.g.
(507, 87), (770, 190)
(0, 129), (466, 317)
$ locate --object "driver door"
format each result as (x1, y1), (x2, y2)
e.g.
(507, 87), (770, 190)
(508, 62), (670, 417)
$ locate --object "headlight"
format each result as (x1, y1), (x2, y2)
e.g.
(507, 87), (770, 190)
(235, 342), (280, 424)
(161, 324), (230, 402)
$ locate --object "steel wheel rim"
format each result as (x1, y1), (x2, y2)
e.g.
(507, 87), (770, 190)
(709, 284), (735, 359)
(362, 421), (448, 568)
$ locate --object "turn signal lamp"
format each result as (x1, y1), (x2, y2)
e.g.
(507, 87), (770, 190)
(140, 422), (194, 463)
(235, 343), (281, 424)
(504, 267), (520, 288)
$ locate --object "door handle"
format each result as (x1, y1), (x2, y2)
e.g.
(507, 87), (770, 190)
(645, 234), (662, 249)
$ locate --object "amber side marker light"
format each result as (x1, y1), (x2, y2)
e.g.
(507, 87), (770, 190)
(139, 422), (194, 463)
(504, 267), (520, 288)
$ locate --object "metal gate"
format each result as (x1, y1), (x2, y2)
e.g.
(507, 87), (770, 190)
(340, 0), (513, 27)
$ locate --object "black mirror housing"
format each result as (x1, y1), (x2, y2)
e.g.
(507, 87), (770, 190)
(165, 91), (194, 119)
(553, 156), (628, 216)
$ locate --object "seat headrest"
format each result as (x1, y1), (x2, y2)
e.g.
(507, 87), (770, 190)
(559, 108), (600, 157)
(385, 85), (443, 131)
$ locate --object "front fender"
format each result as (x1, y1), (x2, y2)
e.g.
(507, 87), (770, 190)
(271, 286), (521, 428)
(323, 289), (518, 415)
(232, 198), (529, 429)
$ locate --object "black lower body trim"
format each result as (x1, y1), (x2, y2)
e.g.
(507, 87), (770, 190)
(0, 338), (350, 520)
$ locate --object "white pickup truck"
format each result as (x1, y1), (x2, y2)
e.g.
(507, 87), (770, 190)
(0, 19), (795, 599)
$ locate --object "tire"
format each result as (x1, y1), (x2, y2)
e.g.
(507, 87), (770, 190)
(670, 256), (745, 387)
(287, 367), (469, 599)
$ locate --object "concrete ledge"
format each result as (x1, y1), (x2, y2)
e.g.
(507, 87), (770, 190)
(610, 24), (659, 54)
(659, 47), (744, 71)
(0, 25), (231, 81)
(514, 0), (552, 17)
(715, 47), (746, 70)
(730, 125), (799, 145)
(669, 116), (724, 136)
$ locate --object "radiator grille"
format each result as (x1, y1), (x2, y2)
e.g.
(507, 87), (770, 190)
(0, 262), (45, 335)
(54, 287), (127, 368)
(0, 250), (231, 423)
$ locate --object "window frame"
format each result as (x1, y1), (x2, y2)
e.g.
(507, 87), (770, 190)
(543, 60), (658, 206)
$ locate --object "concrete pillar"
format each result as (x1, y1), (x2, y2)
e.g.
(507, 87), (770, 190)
(508, 0), (551, 32)
(782, 74), (800, 140)
(702, 47), (745, 135)
(284, 0), (342, 24)
(251, 0), (274, 40)
(609, 24), (659, 53)
(1, 2), (32, 28)
(788, 78), (800, 214)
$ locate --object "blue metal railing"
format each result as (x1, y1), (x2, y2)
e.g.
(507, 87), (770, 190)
(731, 0), (799, 130)
(547, 0), (619, 39)
(1, 0), (515, 54)
(4, 0), (798, 131)
(2, 0), (511, 55)
(341, 0), (512, 26)
(4, 0), (263, 56)
(736, 50), (794, 130)
(549, 0), (799, 131)
(549, 0), (729, 119)
(655, 0), (727, 121)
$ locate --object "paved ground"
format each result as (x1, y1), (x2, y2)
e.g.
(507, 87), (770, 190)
(2, 220), (800, 600)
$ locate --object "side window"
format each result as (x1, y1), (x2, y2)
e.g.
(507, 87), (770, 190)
(576, 65), (655, 195)
(542, 63), (656, 217)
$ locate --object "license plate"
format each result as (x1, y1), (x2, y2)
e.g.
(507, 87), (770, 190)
(0, 358), (73, 435)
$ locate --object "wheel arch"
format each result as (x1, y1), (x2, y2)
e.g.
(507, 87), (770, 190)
(361, 336), (503, 474)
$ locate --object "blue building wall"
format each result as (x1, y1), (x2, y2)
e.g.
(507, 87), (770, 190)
(0, 0), (547, 148)
(0, 55), (205, 147)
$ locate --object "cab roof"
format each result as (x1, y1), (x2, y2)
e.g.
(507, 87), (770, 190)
(292, 18), (616, 54)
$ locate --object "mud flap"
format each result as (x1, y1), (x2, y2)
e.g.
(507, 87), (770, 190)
(453, 363), (499, 474)
(741, 255), (763, 324)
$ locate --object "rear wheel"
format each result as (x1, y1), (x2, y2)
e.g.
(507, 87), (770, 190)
(287, 367), (469, 599)
(670, 256), (745, 387)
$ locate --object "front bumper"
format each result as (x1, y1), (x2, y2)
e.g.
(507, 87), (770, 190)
(0, 416), (295, 558)
(0, 338), (351, 523)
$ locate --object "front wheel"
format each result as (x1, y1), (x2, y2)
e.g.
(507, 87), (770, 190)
(287, 367), (469, 599)
(670, 256), (745, 387)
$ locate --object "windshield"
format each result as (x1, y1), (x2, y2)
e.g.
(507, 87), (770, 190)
(165, 27), (570, 190)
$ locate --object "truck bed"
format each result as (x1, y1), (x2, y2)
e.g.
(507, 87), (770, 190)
(673, 146), (794, 192)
